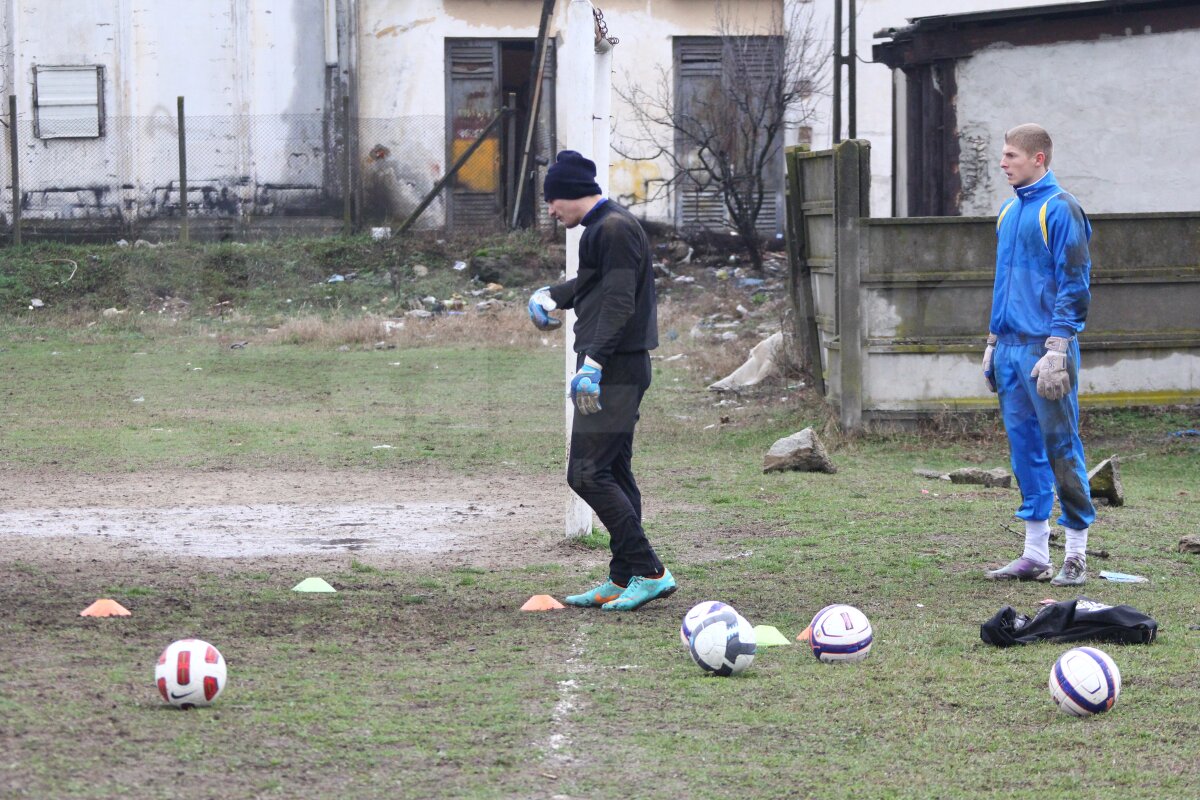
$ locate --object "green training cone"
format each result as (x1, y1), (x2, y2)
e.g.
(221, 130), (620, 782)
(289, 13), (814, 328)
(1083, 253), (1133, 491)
(292, 577), (337, 593)
(753, 625), (792, 647)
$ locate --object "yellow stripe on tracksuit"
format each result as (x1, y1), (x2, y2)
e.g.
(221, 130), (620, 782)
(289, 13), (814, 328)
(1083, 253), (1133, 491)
(1038, 192), (1066, 251)
(996, 199), (1016, 232)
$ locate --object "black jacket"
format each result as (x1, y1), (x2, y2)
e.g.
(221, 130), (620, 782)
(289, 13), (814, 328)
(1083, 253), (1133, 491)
(547, 200), (658, 366)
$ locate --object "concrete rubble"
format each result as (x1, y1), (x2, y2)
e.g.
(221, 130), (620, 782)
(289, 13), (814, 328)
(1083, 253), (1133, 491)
(1087, 455), (1124, 506)
(762, 427), (836, 474)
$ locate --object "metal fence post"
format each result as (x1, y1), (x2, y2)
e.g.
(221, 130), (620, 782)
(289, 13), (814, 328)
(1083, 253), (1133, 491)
(177, 96), (188, 243)
(8, 95), (21, 246)
(342, 96), (352, 236)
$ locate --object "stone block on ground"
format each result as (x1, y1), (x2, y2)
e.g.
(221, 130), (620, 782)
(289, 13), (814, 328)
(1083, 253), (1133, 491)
(1178, 535), (1200, 554)
(947, 467), (1012, 488)
(913, 468), (950, 480)
(1088, 455), (1124, 507)
(763, 427), (836, 474)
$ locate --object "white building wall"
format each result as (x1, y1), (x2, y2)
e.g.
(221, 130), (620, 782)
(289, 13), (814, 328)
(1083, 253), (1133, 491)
(818, 0), (1052, 217)
(4, 0), (328, 222)
(953, 31), (1200, 215)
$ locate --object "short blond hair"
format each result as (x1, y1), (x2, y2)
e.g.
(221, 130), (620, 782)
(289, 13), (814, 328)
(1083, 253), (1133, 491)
(1005, 123), (1053, 167)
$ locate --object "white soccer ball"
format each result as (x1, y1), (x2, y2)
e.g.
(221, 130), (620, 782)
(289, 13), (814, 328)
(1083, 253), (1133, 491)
(688, 608), (756, 676)
(680, 601), (729, 647)
(1049, 646), (1121, 717)
(809, 604), (873, 663)
(155, 638), (227, 709)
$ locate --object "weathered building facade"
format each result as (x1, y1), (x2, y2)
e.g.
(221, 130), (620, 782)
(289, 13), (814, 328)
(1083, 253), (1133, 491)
(873, 0), (1200, 216)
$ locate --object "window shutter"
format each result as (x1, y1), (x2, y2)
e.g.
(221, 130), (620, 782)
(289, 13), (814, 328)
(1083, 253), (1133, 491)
(34, 65), (103, 139)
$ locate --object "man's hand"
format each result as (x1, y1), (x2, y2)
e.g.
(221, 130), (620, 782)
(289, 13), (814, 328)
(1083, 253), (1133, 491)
(570, 357), (603, 415)
(982, 333), (998, 393)
(1030, 336), (1071, 400)
(527, 287), (561, 331)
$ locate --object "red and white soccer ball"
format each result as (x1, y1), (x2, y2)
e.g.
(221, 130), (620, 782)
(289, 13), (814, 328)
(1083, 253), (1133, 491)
(155, 639), (227, 709)
(809, 604), (873, 663)
(680, 600), (729, 647)
(1049, 646), (1121, 717)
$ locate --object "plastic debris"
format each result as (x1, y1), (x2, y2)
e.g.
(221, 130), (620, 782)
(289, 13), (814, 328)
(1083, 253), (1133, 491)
(709, 332), (783, 392)
(326, 274), (345, 283)
(1098, 571), (1148, 584)
(453, 260), (467, 271)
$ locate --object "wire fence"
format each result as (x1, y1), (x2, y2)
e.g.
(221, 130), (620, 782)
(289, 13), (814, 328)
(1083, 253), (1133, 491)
(0, 108), (506, 243)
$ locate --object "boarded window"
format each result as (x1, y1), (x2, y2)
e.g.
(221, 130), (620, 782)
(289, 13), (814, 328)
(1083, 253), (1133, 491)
(674, 37), (784, 237)
(33, 65), (104, 139)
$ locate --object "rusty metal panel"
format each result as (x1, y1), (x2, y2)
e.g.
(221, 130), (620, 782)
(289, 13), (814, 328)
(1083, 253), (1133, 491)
(446, 39), (502, 231)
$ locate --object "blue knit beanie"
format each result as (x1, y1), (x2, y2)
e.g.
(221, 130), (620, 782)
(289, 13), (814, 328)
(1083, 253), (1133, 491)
(543, 150), (602, 201)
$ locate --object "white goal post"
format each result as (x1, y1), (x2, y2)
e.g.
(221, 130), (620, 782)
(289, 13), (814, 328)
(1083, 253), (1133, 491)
(559, 0), (614, 539)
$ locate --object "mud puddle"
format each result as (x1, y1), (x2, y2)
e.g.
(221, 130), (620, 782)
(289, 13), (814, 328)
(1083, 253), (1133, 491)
(0, 502), (496, 558)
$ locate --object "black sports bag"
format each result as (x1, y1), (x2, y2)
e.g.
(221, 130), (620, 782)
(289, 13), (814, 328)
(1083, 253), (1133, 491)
(980, 597), (1157, 647)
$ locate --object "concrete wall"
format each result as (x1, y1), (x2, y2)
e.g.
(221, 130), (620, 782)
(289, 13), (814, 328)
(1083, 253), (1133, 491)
(787, 140), (1200, 430)
(3, 0), (330, 227)
(953, 30), (1200, 215)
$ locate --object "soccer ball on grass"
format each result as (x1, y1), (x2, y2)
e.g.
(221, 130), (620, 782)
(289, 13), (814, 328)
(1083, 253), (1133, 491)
(688, 607), (757, 676)
(155, 638), (227, 709)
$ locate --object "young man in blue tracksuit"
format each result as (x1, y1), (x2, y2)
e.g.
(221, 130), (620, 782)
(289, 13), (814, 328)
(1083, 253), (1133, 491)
(983, 124), (1096, 587)
(526, 150), (676, 610)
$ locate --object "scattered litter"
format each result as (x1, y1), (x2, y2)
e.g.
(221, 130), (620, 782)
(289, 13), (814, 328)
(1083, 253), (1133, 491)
(132, 397), (144, 403)
(453, 260), (467, 271)
(406, 309), (434, 319)
(326, 274), (345, 283)
(916, 603), (925, 608)
(1169, 429), (1200, 438)
(662, 353), (685, 362)
(673, 275), (696, 284)
(230, 341), (248, 349)
(372, 445), (394, 450)
(370, 226), (392, 240)
(737, 277), (764, 289)
(412, 264), (429, 277)
(735, 304), (750, 316)
(116, 239), (129, 247)
(1099, 571), (1148, 584)
(709, 332), (783, 392)
(29, 298), (44, 309)
(703, 423), (717, 430)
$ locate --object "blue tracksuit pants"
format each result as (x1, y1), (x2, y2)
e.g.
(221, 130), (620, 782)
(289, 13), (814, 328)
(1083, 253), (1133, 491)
(994, 337), (1096, 530)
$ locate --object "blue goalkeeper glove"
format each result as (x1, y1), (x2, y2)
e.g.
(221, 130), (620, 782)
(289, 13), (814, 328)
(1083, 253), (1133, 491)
(527, 286), (562, 331)
(570, 357), (603, 415)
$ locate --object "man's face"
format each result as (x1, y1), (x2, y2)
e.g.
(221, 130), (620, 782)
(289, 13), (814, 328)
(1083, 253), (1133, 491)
(1000, 143), (1046, 188)
(546, 197), (588, 229)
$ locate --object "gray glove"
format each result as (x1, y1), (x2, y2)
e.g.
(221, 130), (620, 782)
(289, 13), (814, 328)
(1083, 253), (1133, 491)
(982, 333), (998, 393)
(1030, 336), (1071, 400)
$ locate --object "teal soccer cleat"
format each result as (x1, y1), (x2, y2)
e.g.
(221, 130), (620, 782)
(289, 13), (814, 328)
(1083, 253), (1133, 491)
(602, 569), (677, 611)
(563, 578), (627, 608)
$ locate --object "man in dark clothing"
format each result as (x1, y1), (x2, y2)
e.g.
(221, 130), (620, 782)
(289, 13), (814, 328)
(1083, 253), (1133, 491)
(527, 150), (676, 611)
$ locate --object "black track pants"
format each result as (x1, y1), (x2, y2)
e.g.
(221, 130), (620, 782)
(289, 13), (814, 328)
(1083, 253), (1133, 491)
(566, 351), (663, 586)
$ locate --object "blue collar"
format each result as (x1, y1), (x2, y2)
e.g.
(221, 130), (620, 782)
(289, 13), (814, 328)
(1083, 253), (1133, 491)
(582, 197), (609, 226)
(1013, 170), (1060, 202)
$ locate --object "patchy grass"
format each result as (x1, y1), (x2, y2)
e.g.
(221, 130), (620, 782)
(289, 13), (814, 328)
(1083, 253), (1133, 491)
(0, 319), (1198, 799)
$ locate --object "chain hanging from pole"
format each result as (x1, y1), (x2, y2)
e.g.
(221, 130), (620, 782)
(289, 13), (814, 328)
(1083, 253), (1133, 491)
(593, 7), (619, 47)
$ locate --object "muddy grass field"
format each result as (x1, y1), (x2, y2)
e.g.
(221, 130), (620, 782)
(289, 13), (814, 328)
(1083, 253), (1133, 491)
(2, 295), (1200, 799)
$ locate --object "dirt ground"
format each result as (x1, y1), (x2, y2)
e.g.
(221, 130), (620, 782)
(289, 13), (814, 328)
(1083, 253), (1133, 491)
(0, 466), (605, 576)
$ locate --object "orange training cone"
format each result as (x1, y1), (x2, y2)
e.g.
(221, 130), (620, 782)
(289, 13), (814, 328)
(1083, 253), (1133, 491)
(80, 599), (131, 617)
(520, 594), (565, 611)
(796, 624), (811, 643)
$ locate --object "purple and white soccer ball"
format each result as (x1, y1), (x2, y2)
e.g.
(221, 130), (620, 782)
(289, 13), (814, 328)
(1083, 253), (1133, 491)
(680, 601), (729, 647)
(1049, 646), (1121, 716)
(809, 604), (873, 664)
(688, 608), (756, 676)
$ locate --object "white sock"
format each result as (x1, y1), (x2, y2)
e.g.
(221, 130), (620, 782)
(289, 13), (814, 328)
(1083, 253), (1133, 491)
(1064, 527), (1088, 562)
(1023, 519), (1051, 565)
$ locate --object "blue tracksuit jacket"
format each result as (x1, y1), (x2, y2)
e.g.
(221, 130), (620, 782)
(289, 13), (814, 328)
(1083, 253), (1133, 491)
(989, 170), (1096, 532)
